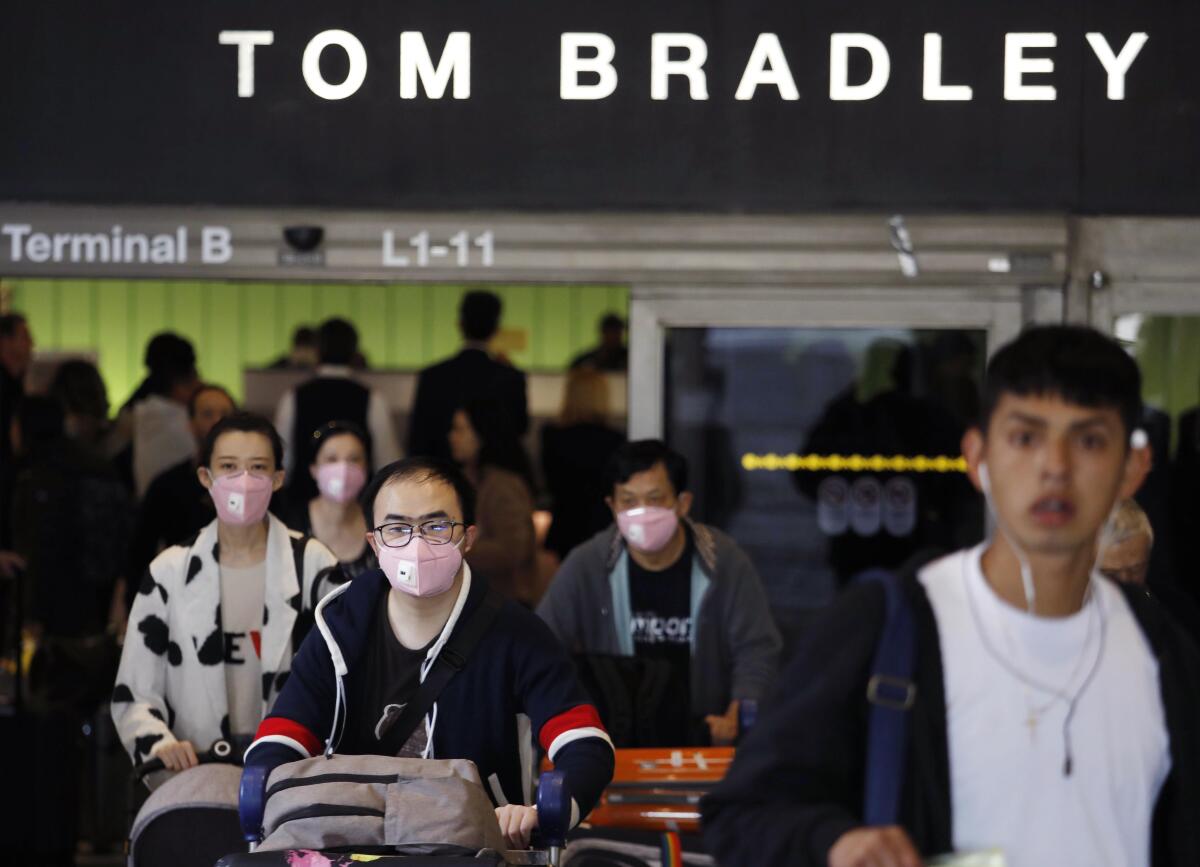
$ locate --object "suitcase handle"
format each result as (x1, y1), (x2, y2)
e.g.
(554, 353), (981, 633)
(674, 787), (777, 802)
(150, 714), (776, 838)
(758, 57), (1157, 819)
(238, 764), (270, 846)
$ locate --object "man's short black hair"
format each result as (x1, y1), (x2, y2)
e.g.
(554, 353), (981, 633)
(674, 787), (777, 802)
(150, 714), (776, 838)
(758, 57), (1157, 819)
(600, 313), (625, 334)
(361, 456), (477, 528)
(607, 439), (689, 496)
(200, 411), (284, 469)
(292, 326), (317, 348)
(0, 312), (27, 337)
(317, 318), (359, 365)
(980, 325), (1142, 437)
(144, 332), (196, 374)
(188, 383), (235, 419)
(459, 290), (502, 342)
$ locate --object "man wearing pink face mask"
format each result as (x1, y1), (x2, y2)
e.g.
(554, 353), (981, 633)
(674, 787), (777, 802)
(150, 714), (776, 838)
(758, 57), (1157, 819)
(538, 440), (781, 746)
(112, 413), (340, 782)
(244, 457), (615, 850)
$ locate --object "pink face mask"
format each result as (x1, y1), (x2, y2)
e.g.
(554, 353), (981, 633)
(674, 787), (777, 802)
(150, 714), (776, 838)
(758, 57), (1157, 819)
(316, 461), (367, 504)
(617, 506), (679, 553)
(208, 471), (274, 526)
(377, 537), (464, 598)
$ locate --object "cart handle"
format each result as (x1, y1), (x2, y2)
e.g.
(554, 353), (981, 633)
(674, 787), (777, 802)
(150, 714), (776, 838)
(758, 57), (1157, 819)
(131, 738), (238, 781)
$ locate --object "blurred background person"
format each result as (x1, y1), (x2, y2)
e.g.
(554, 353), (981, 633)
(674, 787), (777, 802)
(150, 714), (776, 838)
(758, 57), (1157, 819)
(541, 367), (625, 561)
(275, 317), (401, 505)
(48, 358), (115, 458)
(1099, 498), (1154, 586)
(448, 398), (538, 602)
(11, 395), (133, 867)
(407, 290), (529, 461)
(110, 332), (200, 497)
(289, 421), (377, 579)
(0, 312), (34, 547)
(126, 384), (237, 609)
(570, 312), (628, 372)
(268, 325), (318, 370)
(1100, 497), (1200, 640)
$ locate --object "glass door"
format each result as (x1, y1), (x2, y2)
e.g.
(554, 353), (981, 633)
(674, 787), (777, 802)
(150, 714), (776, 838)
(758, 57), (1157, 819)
(629, 285), (1041, 650)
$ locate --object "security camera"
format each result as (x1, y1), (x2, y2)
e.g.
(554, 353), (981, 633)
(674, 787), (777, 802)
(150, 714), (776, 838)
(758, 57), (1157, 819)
(283, 226), (324, 252)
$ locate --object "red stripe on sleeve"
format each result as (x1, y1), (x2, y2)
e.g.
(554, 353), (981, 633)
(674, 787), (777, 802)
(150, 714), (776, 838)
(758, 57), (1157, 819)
(254, 716), (323, 756)
(538, 704), (606, 752)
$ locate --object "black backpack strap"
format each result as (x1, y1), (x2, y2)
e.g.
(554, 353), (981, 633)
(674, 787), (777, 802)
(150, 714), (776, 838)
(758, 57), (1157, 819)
(856, 568), (918, 827)
(376, 588), (505, 756)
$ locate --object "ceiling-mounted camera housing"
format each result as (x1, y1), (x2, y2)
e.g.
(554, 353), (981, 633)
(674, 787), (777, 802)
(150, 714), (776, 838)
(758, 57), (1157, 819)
(283, 226), (324, 252)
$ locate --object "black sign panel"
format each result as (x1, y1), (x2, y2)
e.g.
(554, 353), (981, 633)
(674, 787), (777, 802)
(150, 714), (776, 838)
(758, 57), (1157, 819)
(1, 1), (1196, 212)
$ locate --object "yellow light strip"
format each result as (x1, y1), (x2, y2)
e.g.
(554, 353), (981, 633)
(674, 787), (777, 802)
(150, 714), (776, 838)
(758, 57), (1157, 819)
(741, 453), (968, 473)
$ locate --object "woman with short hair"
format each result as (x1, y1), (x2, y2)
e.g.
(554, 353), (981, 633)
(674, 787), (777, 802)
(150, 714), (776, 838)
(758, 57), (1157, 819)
(112, 412), (340, 779)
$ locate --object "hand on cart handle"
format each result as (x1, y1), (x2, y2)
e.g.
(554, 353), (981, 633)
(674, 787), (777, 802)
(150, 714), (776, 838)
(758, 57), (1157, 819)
(133, 738), (238, 780)
(496, 805), (539, 850)
(829, 825), (922, 867)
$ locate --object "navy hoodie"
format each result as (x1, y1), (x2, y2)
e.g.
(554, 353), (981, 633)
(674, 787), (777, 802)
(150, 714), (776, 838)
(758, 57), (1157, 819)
(245, 565), (615, 817)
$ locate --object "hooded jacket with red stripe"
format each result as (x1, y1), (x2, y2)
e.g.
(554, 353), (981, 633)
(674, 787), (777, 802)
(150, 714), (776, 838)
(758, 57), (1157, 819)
(244, 564), (615, 817)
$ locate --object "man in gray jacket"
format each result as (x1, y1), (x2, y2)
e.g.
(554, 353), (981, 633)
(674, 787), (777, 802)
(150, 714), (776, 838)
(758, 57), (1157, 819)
(537, 440), (780, 745)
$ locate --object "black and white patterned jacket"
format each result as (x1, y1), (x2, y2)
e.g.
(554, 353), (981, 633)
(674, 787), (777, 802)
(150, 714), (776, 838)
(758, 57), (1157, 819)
(111, 514), (339, 766)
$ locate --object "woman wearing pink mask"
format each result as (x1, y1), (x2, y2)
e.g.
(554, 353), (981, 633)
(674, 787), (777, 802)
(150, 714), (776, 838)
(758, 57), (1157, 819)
(112, 413), (340, 783)
(293, 421), (377, 579)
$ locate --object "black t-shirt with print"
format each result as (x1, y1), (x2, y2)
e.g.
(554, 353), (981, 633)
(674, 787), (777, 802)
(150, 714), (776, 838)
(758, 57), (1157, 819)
(627, 530), (693, 744)
(344, 599), (436, 757)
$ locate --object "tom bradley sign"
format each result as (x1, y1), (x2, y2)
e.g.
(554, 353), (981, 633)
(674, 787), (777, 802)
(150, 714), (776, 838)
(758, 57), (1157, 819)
(1, 1), (1197, 212)
(216, 30), (1147, 104)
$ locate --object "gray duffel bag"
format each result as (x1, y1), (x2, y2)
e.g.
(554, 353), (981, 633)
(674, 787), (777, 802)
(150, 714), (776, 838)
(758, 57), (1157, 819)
(258, 755), (507, 856)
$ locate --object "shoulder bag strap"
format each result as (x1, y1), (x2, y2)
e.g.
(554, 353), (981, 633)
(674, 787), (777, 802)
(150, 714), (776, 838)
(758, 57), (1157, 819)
(375, 588), (505, 756)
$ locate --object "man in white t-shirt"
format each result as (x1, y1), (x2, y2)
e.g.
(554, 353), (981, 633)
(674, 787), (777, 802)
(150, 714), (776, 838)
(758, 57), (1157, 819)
(702, 325), (1200, 867)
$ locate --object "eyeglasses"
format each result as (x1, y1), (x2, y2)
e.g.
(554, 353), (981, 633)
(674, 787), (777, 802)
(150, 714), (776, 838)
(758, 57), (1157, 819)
(371, 519), (465, 549)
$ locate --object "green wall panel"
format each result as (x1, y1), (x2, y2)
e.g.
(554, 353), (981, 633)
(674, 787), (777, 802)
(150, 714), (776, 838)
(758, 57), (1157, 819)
(94, 281), (133, 405)
(57, 280), (96, 350)
(4, 278), (628, 411)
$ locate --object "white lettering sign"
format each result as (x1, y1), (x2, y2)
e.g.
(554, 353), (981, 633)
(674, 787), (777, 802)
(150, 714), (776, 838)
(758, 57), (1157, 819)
(218, 30), (275, 98)
(400, 31), (471, 99)
(735, 33), (800, 101)
(1, 224), (237, 266)
(303, 29), (368, 100)
(651, 33), (709, 101)
(923, 33), (973, 101)
(1086, 32), (1148, 100)
(561, 33), (618, 100)
(1005, 32), (1057, 101)
(830, 33), (891, 101)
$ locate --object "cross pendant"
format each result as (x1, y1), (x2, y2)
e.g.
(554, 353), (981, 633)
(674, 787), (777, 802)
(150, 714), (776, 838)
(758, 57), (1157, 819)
(1025, 711), (1038, 740)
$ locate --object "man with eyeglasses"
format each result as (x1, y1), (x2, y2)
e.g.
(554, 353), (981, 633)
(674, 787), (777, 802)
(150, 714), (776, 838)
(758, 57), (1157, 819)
(243, 457), (615, 849)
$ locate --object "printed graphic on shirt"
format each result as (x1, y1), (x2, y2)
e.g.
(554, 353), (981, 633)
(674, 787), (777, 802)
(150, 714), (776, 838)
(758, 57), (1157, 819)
(224, 629), (263, 664)
(630, 612), (692, 645)
(373, 702), (430, 758)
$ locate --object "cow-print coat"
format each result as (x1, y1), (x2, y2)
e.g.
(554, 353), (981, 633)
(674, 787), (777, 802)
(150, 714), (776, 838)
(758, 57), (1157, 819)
(111, 513), (340, 767)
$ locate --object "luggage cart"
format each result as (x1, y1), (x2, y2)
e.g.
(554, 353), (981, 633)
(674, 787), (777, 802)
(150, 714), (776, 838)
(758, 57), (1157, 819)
(230, 766), (573, 867)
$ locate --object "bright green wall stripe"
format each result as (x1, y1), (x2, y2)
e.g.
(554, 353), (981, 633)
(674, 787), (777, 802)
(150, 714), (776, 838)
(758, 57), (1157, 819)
(57, 279), (95, 349)
(242, 283), (278, 368)
(93, 280), (132, 405)
(6, 278), (628, 412)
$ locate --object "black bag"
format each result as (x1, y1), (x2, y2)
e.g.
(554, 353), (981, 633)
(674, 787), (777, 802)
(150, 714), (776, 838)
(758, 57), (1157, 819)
(27, 632), (119, 710)
(571, 654), (691, 748)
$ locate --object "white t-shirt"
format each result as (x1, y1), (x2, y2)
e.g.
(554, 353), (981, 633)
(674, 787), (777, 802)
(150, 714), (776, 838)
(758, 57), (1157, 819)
(220, 561), (267, 737)
(918, 545), (1171, 867)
